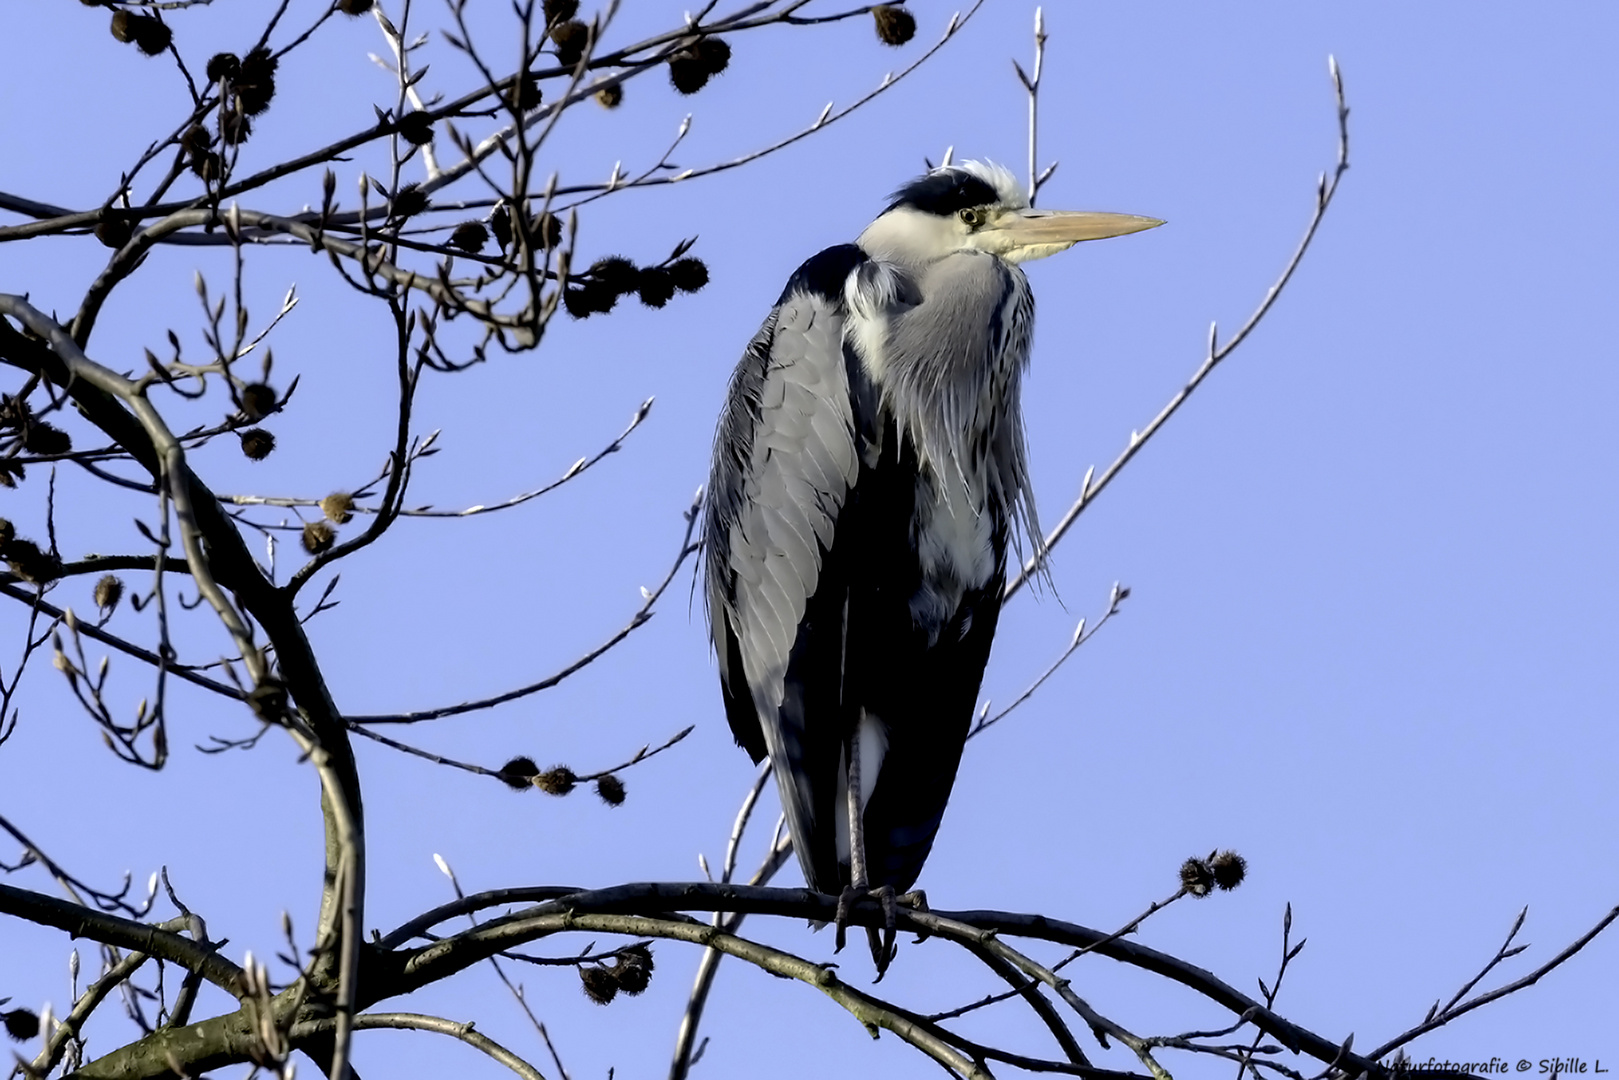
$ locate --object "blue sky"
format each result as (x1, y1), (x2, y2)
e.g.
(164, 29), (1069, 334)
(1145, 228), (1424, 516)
(2, 2), (1616, 1078)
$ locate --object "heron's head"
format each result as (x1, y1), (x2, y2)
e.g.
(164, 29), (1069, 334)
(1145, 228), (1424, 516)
(857, 160), (1161, 266)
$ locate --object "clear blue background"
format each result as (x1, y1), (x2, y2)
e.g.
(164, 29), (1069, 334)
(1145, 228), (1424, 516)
(2, 2), (1615, 1078)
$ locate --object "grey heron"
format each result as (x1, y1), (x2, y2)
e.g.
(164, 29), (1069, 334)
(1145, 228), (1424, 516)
(704, 161), (1160, 969)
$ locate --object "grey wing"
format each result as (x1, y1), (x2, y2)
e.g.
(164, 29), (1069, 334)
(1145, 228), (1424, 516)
(704, 281), (860, 888)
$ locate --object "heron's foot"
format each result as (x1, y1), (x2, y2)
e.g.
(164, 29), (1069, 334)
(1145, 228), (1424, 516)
(869, 884), (899, 982)
(897, 889), (931, 943)
(833, 883), (866, 954)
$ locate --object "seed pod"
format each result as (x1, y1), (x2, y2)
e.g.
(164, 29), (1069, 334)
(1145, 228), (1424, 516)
(595, 774), (626, 806)
(95, 216), (134, 250)
(301, 521), (336, 555)
(544, 0), (579, 25)
(0, 518), (14, 547)
(668, 257), (709, 294)
(695, 36), (730, 75)
(191, 152), (223, 182)
(450, 221), (488, 254)
(206, 52), (241, 83)
(221, 107), (253, 146)
(397, 111), (435, 146)
(392, 183), (429, 219)
(22, 422), (71, 455)
(94, 574), (125, 614)
(239, 428), (276, 460)
(320, 493), (355, 524)
(237, 48), (278, 115)
(338, 0), (374, 14)
(1180, 855), (1215, 898)
(579, 965), (618, 1005)
(2, 1008), (40, 1043)
(508, 71), (542, 112)
(1210, 850), (1247, 891)
(497, 756), (541, 791)
(563, 283), (617, 319)
(588, 256), (638, 294)
(667, 47), (709, 95)
(872, 5), (916, 46)
(490, 204), (513, 250)
(613, 944), (654, 994)
(240, 383), (277, 420)
(6, 539), (63, 584)
(531, 210), (563, 249)
(535, 766), (577, 795)
(635, 268), (676, 309)
(550, 20), (589, 67)
(594, 81), (623, 109)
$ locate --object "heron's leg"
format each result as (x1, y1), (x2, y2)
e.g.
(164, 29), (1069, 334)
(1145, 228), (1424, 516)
(834, 740), (868, 952)
(834, 744), (902, 979)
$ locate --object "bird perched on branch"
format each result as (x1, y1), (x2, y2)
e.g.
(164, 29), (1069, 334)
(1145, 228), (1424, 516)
(704, 161), (1159, 972)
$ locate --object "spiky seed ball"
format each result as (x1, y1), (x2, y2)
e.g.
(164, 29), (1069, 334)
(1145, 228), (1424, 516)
(562, 284), (616, 319)
(301, 521), (336, 555)
(535, 766), (577, 795)
(320, 493), (355, 524)
(180, 124), (214, 158)
(1210, 850), (1247, 891)
(0, 461), (21, 489)
(1180, 856), (1215, 898)
(111, 12), (171, 55)
(636, 268), (676, 309)
(595, 774), (626, 806)
(497, 756), (541, 791)
(95, 217), (133, 250)
(872, 5), (916, 46)
(191, 152), (222, 182)
(594, 82), (623, 109)
(239, 428), (275, 460)
(490, 205), (513, 250)
(544, 0), (579, 26)
(508, 72), (542, 112)
(338, 0), (374, 14)
(531, 211), (563, 249)
(6, 539), (63, 584)
(391, 183), (428, 219)
(668, 257), (709, 294)
(450, 221), (488, 254)
(667, 48), (709, 95)
(695, 36), (731, 76)
(240, 383), (277, 420)
(0, 518), (14, 547)
(23, 422), (71, 455)
(206, 52), (241, 83)
(550, 20), (589, 67)
(133, 15), (172, 54)
(588, 256), (638, 294)
(614, 944), (654, 994)
(579, 965), (618, 1005)
(2, 1008), (40, 1043)
(397, 111), (435, 146)
(221, 108), (253, 146)
(237, 48), (278, 115)
(94, 574), (125, 614)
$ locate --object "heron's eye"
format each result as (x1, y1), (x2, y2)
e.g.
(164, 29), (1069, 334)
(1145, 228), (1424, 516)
(959, 207), (983, 228)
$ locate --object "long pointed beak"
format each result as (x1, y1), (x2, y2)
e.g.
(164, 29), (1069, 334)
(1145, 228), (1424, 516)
(992, 208), (1164, 262)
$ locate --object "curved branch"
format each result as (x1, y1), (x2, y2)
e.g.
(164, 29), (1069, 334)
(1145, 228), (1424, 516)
(1005, 55), (1351, 600)
(292, 1012), (546, 1080)
(0, 881), (244, 994)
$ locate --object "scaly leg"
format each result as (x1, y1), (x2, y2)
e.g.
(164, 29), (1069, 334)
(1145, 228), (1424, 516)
(833, 740), (901, 978)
